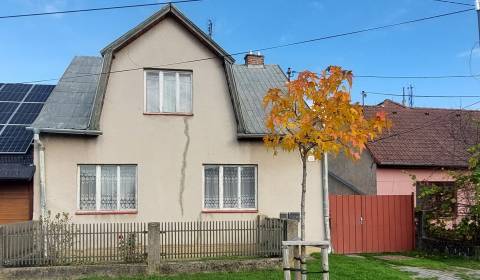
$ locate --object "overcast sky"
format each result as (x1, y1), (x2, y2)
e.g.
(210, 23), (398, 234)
(1, 0), (479, 108)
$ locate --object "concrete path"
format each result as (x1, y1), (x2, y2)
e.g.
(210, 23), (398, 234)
(396, 265), (480, 280)
(365, 255), (480, 280)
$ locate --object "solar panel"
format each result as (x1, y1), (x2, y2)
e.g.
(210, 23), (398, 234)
(0, 83), (53, 153)
(0, 125), (33, 153)
(10, 103), (44, 125)
(25, 84), (55, 102)
(1, 84), (32, 93)
(0, 84), (33, 102)
(0, 102), (20, 124)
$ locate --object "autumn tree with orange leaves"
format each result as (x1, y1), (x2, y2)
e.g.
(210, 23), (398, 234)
(263, 66), (389, 268)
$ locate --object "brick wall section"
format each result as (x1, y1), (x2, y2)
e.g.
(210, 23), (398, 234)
(244, 54), (264, 65)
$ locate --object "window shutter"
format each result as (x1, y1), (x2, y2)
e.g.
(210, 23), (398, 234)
(79, 166), (97, 210)
(145, 72), (160, 112)
(204, 166), (219, 208)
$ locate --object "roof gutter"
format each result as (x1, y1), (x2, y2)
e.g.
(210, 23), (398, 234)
(26, 127), (102, 136)
(237, 133), (265, 139)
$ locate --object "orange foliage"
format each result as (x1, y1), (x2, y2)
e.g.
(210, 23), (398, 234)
(263, 66), (390, 160)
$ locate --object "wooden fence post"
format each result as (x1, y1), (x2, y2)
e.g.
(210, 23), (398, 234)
(147, 222), (161, 275)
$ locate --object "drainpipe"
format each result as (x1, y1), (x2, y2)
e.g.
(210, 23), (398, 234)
(321, 153), (331, 252)
(33, 130), (47, 218)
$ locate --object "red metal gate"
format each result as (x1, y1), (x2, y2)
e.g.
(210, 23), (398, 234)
(329, 195), (414, 254)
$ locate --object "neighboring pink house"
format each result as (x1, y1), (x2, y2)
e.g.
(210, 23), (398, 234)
(329, 100), (480, 204)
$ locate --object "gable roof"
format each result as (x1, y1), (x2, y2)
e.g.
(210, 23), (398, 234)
(365, 99), (480, 168)
(33, 4), (234, 134)
(101, 4), (233, 63)
(32, 4), (286, 137)
(31, 56), (103, 134)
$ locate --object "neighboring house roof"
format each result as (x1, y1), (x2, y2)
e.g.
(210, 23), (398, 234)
(0, 148), (35, 180)
(32, 4), (286, 138)
(31, 56), (103, 134)
(228, 64), (287, 136)
(364, 99), (480, 168)
(0, 83), (53, 180)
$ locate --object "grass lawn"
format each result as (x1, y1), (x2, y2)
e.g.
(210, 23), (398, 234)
(83, 254), (414, 280)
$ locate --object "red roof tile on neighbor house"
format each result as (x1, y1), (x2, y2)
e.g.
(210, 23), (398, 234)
(364, 100), (480, 168)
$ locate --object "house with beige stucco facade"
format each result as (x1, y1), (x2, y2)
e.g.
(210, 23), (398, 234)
(29, 4), (325, 241)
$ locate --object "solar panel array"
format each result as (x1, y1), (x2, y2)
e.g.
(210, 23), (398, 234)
(0, 83), (54, 153)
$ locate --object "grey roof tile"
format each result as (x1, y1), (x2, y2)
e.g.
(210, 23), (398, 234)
(32, 56), (103, 130)
(231, 64), (287, 135)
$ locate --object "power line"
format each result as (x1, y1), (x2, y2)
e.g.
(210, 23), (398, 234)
(364, 91), (480, 98)
(0, 0), (201, 20)
(431, 0), (474, 7)
(355, 74), (479, 79)
(11, 7), (475, 84)
(371, 99), (480, 143)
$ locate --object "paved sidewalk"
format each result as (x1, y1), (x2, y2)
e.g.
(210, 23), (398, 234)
(397, 265), (480, 280)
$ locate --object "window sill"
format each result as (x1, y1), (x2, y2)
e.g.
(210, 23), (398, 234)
(75, 210), (138, 215)
(202, 209), (258, 214)
(143, 112), (193, 116)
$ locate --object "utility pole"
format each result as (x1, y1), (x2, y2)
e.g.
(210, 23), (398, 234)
(408, 85), (414, 107)
(361, 91), (367, 106)
(402, 87), (406, 106)
(287, 67), (293, 82)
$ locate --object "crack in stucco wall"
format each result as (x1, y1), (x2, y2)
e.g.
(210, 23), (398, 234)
(179, 117), (190, 216)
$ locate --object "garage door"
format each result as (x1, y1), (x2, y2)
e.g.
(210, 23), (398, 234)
(0, 181), (32, 224)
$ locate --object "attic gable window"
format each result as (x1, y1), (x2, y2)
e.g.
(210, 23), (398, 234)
(145, 70), (192, 114)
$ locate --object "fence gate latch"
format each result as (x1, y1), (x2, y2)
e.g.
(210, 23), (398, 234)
(360, 216), (364, 225)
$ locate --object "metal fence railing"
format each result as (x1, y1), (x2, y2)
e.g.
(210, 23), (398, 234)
(156, 218), (286, 260)
(0, 222), (147, 267)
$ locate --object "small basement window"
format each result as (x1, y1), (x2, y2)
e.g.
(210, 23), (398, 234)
(203, 165), (257, 210)
(144, 70), (192, 114)
(78, 165), (137, 212)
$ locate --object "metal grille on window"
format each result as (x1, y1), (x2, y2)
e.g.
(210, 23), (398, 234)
(163, 72), (176, 112)
(100, 166), (117, 210)
(241, 167), (256, 208)
(223, 167), (239, 208)
(120, 166), (136, 209)
(204, 166), (219, 208)
(79, 166), (96, 210)
(146, 72), (160, 112)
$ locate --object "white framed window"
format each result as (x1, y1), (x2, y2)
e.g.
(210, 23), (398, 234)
(78, 165), (137, 211)
(144, 69), (192, 114)
(203, 165), (257, 210)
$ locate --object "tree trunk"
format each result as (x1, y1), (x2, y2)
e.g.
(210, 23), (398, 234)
(301, 153), (307, 280)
